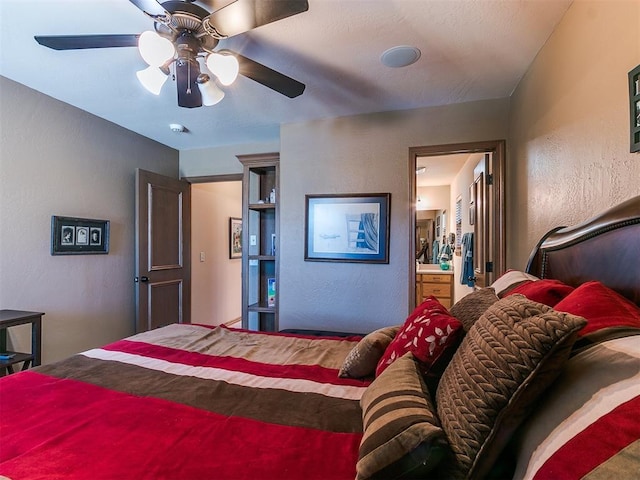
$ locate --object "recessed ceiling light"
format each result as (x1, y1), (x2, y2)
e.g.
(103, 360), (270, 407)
(381, 46), (421, 68)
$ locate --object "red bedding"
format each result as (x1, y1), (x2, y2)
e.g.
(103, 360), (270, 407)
(0, 324), (370, 480)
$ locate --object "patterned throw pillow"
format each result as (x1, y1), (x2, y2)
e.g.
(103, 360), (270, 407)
(339, 325), (400, 378)
(449, 287), (499, 331)
(375, 297), (463, 378)
(435, 295), (587, 479)
(357, 353), (449, 480)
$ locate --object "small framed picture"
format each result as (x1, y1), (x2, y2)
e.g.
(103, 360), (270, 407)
(60, 225), (75, 245)
(629, 64), (640, 152)
(51, 216), (109, 255)
(229, 217), (242, 259)
(90, 227), (102, 246)
(76, 227), (89, 245)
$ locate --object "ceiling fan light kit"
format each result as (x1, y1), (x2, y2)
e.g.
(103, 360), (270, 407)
(34, 0), (309, 108)
(197, 74), (225, 106)
(136, 65), (169, 95)
(205, 52), (240, 87)
(138, 30), (175, 67)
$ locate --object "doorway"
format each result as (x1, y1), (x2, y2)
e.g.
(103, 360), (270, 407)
(408, 141), (505, 310)
(187, 174), (243, 326)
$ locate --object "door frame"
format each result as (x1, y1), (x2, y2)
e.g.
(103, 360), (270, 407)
(408, 140), (506, 310)
(182, 174), (243, 184)
(183, 173), (243, 325)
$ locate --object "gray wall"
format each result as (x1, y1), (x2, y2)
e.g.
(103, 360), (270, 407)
(0, 76), (178, 363)
(180, 141), (279, 177)
(279, 99), (510, 333)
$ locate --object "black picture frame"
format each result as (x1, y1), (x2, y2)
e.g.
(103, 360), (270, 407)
(229, 217), (242, 259)
(305, 193), (390, 263)
(629, 64), (640, 153)
(51, 216), (109, 255)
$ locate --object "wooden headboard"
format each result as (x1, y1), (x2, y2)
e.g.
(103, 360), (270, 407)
(526, 195), (640, 306)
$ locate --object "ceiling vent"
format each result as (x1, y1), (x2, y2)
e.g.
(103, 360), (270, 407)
(381, 46), (421, 68)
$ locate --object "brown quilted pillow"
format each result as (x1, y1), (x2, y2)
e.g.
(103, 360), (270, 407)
(339, 325), (400, 378)
(449, 287), (499, 331)
(357, 353), (449, 480)
(435, 295), (587, 479)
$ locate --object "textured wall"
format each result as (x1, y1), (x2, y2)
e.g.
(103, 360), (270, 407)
(179, 141), (279, 177)
(0, 77), (178, 363)
(279, 99), (509, 334)
(508, 0), (640, 268)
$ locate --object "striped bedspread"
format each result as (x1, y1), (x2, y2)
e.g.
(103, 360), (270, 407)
(0, 324), (370, 480)
(512, 334), (640, 479)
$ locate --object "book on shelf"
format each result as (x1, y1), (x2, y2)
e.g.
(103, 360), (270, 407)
(267, 278), (276, 307)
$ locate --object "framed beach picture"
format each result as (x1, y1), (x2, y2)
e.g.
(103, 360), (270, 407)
(51, 216), (109, 255)
(229, 217), (242, 259)
(304, 193), (390, 263)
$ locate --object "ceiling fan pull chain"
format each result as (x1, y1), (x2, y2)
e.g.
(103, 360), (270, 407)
(187, 61), (191, 94)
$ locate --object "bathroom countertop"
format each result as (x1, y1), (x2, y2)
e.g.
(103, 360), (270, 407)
(416, 264), (454, 274)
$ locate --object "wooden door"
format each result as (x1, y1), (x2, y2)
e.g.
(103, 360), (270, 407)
(471, 151), (505, 288)
(135, 169), (191, 332)
(472, 155), (489, 287)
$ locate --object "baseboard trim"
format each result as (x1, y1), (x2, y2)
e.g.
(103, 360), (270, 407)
(224, 317), (241, 327)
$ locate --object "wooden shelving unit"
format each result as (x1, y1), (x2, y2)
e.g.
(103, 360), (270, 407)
(238, 153), (279, 332)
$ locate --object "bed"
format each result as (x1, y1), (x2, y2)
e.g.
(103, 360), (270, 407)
(1, 195), (639, 480)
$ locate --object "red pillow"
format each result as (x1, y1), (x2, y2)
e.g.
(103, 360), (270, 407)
(376, 296), (463, 377)
(554, 281), (640, 336)
(504, 279), (574, 307)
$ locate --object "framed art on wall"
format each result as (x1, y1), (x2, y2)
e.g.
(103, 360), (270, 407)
(51, 216), (109, 255)
(305, 193), (390, 263)
(229, 217), (242, 259)
(629, 64), (640, 153)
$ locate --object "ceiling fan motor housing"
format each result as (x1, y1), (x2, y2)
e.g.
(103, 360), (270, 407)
(155, 1), (219, 51)
(175, 31), (203, 64)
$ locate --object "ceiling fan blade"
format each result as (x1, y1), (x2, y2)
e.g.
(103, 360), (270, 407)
(203, 0), (308, 38)
(35, 34), (140, 50)
(128, 0), (168, 16)
(176, 61), (203, 108)
(231, 51), (305, 98)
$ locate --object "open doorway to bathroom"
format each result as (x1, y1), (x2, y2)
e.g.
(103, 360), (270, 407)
(409, 141), (505, 310)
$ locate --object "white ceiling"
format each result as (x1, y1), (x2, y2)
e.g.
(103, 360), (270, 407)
(0, 0), (572, 151)
(416, 153), (471, 187)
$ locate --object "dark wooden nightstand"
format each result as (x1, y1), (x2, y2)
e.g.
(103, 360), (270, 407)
(0, 310), (44, 376)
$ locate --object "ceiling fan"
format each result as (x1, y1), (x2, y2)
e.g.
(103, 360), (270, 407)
(34, 0), (308, 108)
